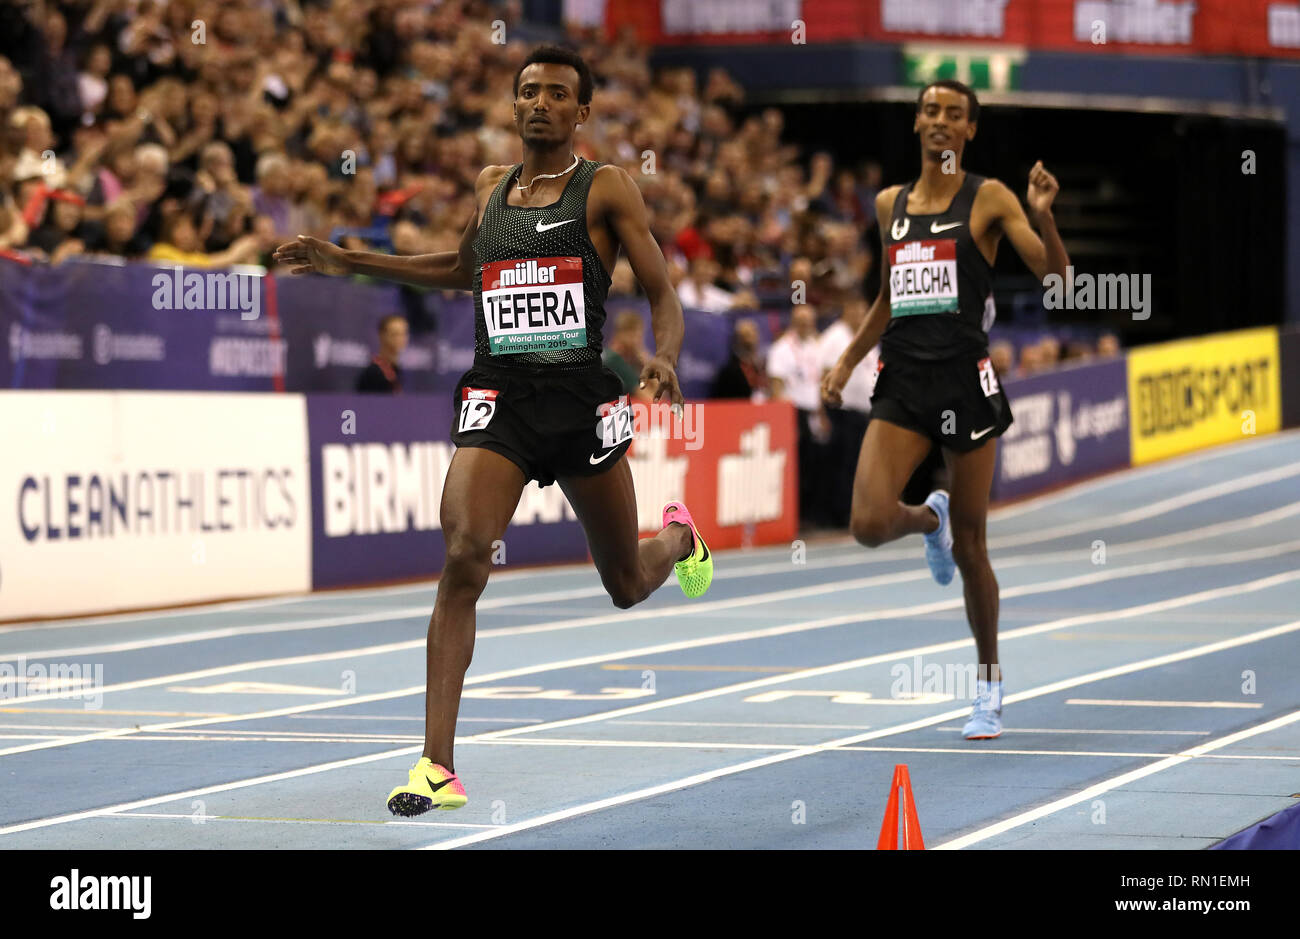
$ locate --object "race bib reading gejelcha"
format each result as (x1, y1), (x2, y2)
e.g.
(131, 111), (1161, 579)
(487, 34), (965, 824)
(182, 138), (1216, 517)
(480, 256), (587, 355)
(889, 239), (959, 317)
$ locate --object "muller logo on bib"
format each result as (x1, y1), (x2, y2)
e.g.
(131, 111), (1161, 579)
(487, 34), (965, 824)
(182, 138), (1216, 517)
(481, 256), (586, 355)
(889, 239), (958, 317)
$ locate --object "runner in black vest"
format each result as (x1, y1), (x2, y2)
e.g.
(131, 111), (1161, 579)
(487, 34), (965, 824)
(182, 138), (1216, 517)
(822, 80), (1069, 740)
(273, 46), (713, 816)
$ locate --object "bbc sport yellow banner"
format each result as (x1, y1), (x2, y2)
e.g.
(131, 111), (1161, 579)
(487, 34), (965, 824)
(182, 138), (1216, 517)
(1128, 327), (1280, 465)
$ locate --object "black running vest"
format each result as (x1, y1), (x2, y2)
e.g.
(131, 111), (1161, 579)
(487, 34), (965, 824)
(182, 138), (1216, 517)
(881, 172), (995, 361)
(472, 158), (611, 367)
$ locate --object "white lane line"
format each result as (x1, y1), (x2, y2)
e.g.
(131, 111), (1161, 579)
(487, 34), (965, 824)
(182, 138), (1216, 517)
(21, 521), (1294, 692)
(3, 638), (425, 708)
(935, 726), (1209, 736)
(0, 684), (426, 757)
(469, 738), (1198, 760)
(455, 572), (1300, 744)
(5, 595), (1298, 840)
(287, 714), (546, 724)
(106, 812), (497, 829)
(146, 727), (421, 740)
(612, 720), (875, 730)
(101, 735), (421, 744)
(0, 585), (610, 663)
(6, 442), (1298, 657)
(836, 746), (1299, 762)
(0, 746), (423, 836)
(934, 707), (1300, 850)
(658, 498), (1300, 585)
(1065, 699), (1263, 709)
(0, 594), (325, 634)
(0, 540), (683, 634)
(460, 738), (1247, 760)
(3, 554), (1297, 758)
(658, 498), (1300, 597)
(989, 462), (1300, 549)
(3, 563), (942, 665)
(44, 731), (1300, 763)
(422, 617), (1300, 849)
(474, 738), (789, 752)
(454, 535), (1300, 648)
(0, 540), (842, 637)
(0, 722), (120, 732)
(837, 745), (1173, 759)
(988, 427), (1300, 520)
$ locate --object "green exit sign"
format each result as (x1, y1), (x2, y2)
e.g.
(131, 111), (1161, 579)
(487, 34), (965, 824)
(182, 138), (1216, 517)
(902, 44), (1025, 91)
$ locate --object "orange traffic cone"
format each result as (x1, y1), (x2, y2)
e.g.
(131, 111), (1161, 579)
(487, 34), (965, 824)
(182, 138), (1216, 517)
(877, 764), (925, 850)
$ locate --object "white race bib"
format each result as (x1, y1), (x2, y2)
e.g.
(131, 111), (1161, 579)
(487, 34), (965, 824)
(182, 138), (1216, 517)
(889, 239), (959, 317)
(480, 256), (587, 355)
(977, 357), (1000, 397)
(459, 387), (499, 432)
(596, 395), (634, 449)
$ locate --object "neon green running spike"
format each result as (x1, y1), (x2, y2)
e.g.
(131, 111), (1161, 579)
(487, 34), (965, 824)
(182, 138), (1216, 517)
(663, 501), (713, 599)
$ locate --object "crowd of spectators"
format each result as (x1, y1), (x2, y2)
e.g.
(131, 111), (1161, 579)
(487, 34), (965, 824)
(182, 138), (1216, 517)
(0, 0), (879, 315)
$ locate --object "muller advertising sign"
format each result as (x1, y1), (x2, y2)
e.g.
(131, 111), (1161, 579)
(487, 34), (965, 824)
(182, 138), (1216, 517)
(603, 0), (1300, 58)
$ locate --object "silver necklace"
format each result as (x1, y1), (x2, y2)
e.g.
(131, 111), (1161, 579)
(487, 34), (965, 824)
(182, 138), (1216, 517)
(516, 153), (579, 191)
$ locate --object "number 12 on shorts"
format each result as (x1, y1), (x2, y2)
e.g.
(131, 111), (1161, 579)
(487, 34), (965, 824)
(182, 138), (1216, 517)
(459, 387), (499, 433)
(597, 395), (634, 448)
(977, 357), (1000, 397)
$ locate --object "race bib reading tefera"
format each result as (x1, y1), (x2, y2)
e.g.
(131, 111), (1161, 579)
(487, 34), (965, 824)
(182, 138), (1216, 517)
(480, 256), (587, 355)
(889, 239), (958, 317)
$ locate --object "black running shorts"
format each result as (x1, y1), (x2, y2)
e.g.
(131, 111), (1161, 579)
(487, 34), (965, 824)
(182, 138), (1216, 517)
(869, 351), (1014, 453)
(449, 361), (632, 487)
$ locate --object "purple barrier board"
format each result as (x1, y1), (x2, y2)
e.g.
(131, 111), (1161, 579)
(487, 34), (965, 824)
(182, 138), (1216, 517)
(2, 257), (275, 391)
(275, 275), (442, 393)
(0, 258), (445, 393)
(2, 258), (748, 399)
(992, 357), (1131, 501)
(1281, 327), (1300, 429)
(306, 393), (589, 588)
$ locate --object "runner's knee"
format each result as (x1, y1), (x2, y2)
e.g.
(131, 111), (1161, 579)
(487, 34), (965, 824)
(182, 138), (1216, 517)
(605, 570), (646, 609)
(441, 529), (495, 594)
(951, 524), (987, 570)
(851, 507), (894, 548)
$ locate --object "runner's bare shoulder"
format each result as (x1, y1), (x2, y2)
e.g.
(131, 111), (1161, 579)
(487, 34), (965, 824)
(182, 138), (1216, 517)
(876, 185), (904, 227)
(476, 165), (513, 195)
(972, 177), (1015, 208)
(590, 163), (639, 203)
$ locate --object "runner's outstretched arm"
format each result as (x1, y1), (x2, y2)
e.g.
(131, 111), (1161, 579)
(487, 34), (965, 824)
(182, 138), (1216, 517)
(597, 165), (685, 408)
(271, 166), (509, 290)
